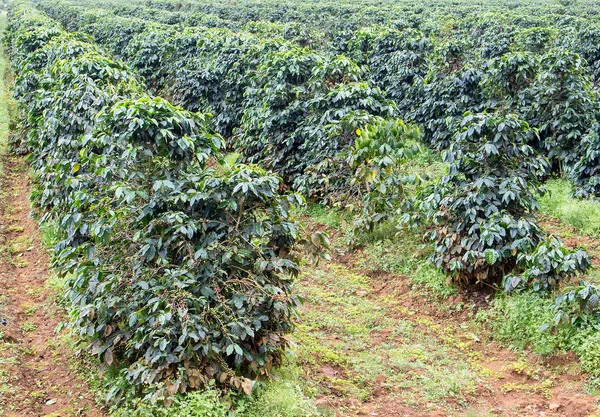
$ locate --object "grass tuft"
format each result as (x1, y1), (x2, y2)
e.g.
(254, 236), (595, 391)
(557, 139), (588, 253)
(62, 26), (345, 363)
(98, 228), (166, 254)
(540, 178), (600, 237)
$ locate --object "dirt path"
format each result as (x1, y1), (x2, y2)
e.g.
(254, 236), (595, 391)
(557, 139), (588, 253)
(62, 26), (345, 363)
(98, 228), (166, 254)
(294, 222), (600, 417)
(0, 149), (107, 417)
(0, 11), (106, 417)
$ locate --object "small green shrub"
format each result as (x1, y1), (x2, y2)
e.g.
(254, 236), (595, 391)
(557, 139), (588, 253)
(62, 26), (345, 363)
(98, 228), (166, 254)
(503, 237), (590, 293)
(422, 113), (549, 285)
(486, 290), (600, 376)
(347, 117), (420, 232)
(242, 381), (319, 417)
(553, 281), (600, 329)
(173, 388), (229, 417)
(573, 329), (600, 377)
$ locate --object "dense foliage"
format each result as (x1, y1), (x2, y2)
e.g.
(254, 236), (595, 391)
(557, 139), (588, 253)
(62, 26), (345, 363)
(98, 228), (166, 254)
(33, 1), (400, 201)
(24, 0), (598, 306)
(10, 0), (600, 406)
(8, 1), (302, 402)
(407, 113), (588, 287)
(32, 0), (600, 200)
(425, 113), (548, 284)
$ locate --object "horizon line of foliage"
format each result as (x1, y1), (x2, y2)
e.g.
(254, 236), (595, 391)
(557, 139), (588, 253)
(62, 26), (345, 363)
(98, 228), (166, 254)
(7, 0), (306, 405)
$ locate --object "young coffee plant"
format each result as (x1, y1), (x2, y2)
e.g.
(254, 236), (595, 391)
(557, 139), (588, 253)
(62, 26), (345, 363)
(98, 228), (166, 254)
(553, 281), (600, 329)
(347, 117), (420, 232)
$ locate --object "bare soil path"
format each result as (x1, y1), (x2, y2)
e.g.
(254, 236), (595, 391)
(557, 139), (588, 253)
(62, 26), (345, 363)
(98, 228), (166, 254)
(295, 221), (600, 417)
(0, 154), (106, 417)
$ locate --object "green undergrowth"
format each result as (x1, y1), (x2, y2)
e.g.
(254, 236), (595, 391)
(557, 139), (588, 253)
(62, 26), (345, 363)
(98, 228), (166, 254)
(101, 363), (322, 417)
(301, 203), (350, 230)
(479, 291), (600, 383)
(400, 143), (446, 187)
(299, 203), (456, 299)
(358, 228), (457, 299)
(292, 263), (479, 411)
(63, 335), (323, 417)
(540, 178), (600, 237)
(55, 286), (323, 417)
(303, 200), (600, 397)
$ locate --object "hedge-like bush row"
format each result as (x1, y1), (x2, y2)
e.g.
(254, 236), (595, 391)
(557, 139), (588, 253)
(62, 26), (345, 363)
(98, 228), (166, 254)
(9, 0), (301, 401)
(31, 0), (600, 55)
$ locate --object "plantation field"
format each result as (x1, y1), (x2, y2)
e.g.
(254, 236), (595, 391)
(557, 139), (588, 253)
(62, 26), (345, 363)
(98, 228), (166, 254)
(3, 0), (600, 416)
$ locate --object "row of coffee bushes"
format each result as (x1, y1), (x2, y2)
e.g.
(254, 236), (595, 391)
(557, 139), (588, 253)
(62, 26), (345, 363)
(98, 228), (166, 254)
(327, 19), (600, 199)
(36, 0), (600, 199)
(36, 0), (410, 203)
(38, 0), (600, 73)
(8, 0), (302, 401)
(35, 0), (600, 77)
(35, 0), (600, 41)
(346, 23), (600, 165)
(32, 0), (598, 291)
(25, 0), (600, 366)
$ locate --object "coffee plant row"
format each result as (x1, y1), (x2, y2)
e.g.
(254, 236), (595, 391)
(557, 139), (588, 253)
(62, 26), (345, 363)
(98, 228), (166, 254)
(35, 0), (600, 195)
(8, 0), (309, 402)
(12, 0), (600, 384)
(32, 0), (598, 280)
(34, 0), (430, 227)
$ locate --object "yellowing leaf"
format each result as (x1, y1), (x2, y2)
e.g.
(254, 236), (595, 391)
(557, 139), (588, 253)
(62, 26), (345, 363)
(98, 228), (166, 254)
(365, 169), (377, 183)
(241, 378), (255, 396)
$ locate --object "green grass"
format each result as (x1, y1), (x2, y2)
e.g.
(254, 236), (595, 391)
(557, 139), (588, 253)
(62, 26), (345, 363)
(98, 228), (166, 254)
(400, 141), (446, 184)
(359, 230), (457, 299)
(479, 292), (564, 356)
(479, 290), (600, 386)
(298, 203), (348, 229)
(39, 219), (62, 249)
(539, 178), (600, 237)
(292, 263), (478, 411)
(300, 202), (456, 299)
